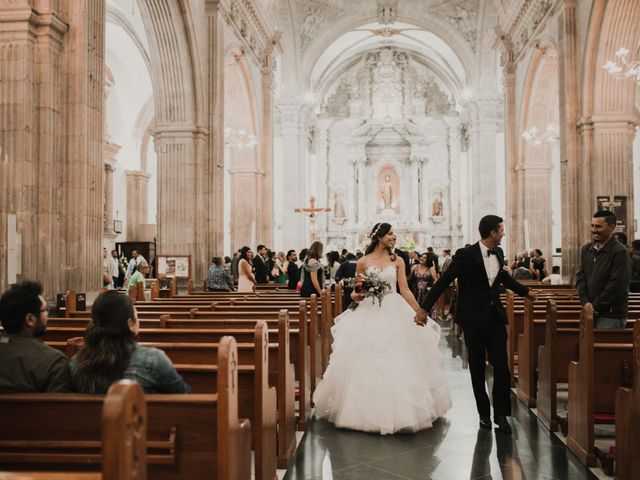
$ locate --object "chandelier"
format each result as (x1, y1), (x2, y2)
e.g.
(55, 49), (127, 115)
(521, 123), (559, 146)
(603, 47), (640, 85)
(224, 127), (258, 149)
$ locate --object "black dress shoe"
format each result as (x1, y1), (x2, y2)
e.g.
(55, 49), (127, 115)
(494, 416), (512, 434)
(479, 416), (492, 430)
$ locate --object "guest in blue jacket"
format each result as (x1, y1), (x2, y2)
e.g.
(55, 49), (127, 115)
(70, 291), (190, 394)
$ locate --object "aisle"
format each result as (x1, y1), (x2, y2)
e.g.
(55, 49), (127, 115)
(284, 327), (597, 479)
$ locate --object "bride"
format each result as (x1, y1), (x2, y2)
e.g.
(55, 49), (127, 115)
(313, 222), (452, 434)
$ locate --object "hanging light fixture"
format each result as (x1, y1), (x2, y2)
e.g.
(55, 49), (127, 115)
(521, 123), (559, 146)
(603, 47), (640, 85)
(224, 127), (258, 149)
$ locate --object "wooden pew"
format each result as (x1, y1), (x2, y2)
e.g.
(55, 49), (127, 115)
(536, 301), (633, 433)
(0, 380), (146, 480)
(0, 337), (252, 479)
(615, 320), (640, 480)
(65, 321), (286, 477)
(566, 307), (633, 467)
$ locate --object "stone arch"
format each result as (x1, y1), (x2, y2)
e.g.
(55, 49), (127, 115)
(224, 51), (262, 250)
(580, 0), (640, 240)
(518, 44), (560, 261)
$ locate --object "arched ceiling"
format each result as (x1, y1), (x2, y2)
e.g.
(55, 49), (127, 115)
(310, 21), (467, 100)
(273, 0), (485, 94)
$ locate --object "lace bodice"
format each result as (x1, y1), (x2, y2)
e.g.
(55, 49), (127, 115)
(366, 265), (397, 286)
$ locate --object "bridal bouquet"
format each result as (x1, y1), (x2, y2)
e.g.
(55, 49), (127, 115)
(343, 270), (392, 310)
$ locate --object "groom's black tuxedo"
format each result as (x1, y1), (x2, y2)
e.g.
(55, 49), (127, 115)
(421, 243), (529, 328)
(421, 242), (530, 419)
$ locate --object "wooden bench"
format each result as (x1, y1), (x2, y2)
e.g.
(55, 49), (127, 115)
(0, 380), (145, 480)
(536, 301), (633, 433)
(566, 307), (634, 467)
(615, 319), (640, 480)
(0, 336), (252, 479)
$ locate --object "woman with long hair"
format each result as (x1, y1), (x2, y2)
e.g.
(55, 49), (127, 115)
(408, 252), (438, 304)
(313, 223), (451, 434)
(70, 291), (190, 394)
(300, 241), (324, 298)
(237, 246), (257, 293)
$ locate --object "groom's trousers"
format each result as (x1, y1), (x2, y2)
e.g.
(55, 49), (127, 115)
(463, 308), (511, 418)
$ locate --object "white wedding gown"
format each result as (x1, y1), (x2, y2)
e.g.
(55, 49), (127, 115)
(313, 265), (452, 435)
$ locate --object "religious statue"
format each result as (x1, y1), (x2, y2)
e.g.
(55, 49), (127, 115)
(381, 175), (394, 209)
(431, 191), (444, 217)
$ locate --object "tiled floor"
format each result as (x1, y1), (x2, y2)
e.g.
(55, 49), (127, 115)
(284, 327), (597, 480)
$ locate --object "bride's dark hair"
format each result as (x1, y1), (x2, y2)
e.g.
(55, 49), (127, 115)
(365, 223), (396, 261)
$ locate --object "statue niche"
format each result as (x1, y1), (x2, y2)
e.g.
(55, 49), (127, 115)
(377, 166), (400, 213)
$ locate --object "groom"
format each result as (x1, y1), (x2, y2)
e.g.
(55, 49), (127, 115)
(415, 215), (536, 434)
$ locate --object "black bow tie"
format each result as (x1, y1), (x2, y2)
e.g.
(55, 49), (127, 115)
(487, 249), (497, 257)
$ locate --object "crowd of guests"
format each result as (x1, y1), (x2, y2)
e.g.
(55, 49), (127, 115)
(2, 208), (635, 395)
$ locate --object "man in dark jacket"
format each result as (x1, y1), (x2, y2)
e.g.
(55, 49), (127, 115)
(286, 250), (300, 290)
(0, 281), (72, 392)
(335, 253), (357, 310)
(416, 215), (536, 434)
(253, 244), (269, 283)
(576, 210), (631, 328)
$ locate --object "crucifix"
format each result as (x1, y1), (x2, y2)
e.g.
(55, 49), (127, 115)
(294, 195), (332, 242)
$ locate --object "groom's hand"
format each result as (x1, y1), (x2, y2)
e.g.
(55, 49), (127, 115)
(526, 290), (537, 302)
(414, 308), (428, 326)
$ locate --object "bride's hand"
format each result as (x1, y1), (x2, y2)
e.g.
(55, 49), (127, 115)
(414, 308), (428, 326)
(350, 290), (365, 302)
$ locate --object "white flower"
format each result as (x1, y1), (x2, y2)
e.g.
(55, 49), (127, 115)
(615, 48), (629, 58)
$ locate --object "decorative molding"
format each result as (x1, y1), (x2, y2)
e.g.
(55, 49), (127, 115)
(498, 0), (555, 60)
(224, 0), (281, 63)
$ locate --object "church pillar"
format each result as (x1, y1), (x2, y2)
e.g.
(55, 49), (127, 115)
(0, 1), (106, 294)
(356, 158), (367, 227)
(408, 157), (420, 225)
(125, 170), (151, 241)
(468, 96), (500, 234)
(523, 159), (553, 259)
(103, 142), (120, 246)
(277, 98), (309, 249)
(203, 0), (225, 260)
(500, 40), (522, 258)
(153, 127), (207, 259)
(584, 117), (637, 234)
(348, 159), (358, 227)
(558, 0), (582, 278)
(260, 53), (276, 245)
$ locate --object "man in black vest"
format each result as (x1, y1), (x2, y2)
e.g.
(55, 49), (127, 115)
(416, 215), (536, 434)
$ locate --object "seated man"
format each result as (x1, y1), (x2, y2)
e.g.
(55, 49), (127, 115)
(0, 281), (72, 392)
(542, 266), (563, 285)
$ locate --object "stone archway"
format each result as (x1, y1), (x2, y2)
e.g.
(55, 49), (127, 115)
(224, 54), (263, 251)
(579, 0), (640, 241)
(518, 45), (560, 263)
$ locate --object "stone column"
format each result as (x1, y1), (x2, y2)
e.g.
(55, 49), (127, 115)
(203, 0), (224, 265)
(153, 127), (206, 255)
(125, 170), (151, 241)
(62, 0), (106, 292)
(0, 2), (106, 294)
(558, 0), (582, 278)
(356, 158), (367, 227)
(103, 142), (120, 245)
(260, 53), (276, 245)
(468, 96), (500, 231)
(408, 157), (420, 225)
(277, 98), (309, 249)
(499, 39), (522, 258)
(348, 159), (358, 226)
(523, 160), (554, 258)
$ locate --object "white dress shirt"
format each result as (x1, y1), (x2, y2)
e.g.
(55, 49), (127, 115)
(479, 241), (500, 286)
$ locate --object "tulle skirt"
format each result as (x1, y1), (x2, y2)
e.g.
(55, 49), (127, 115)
(312, 292), (452, 435)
